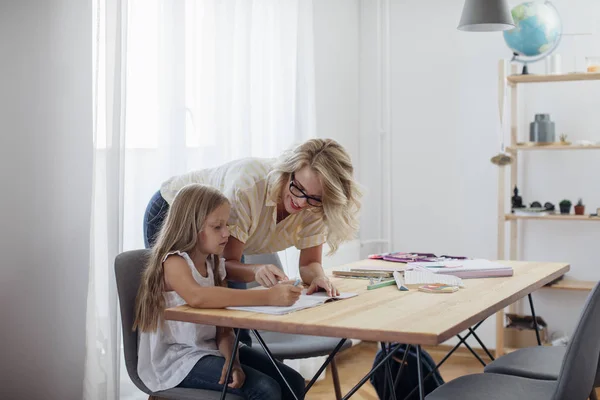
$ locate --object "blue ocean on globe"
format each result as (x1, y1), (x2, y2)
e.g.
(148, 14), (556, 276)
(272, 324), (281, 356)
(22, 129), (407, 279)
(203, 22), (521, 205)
(503, 1), (562, 60)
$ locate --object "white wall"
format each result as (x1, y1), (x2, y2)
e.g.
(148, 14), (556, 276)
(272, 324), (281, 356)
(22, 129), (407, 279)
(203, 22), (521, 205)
(359, 0), (600, 348)
(313, 0), (360, 166)
(0, 1), (92, 399)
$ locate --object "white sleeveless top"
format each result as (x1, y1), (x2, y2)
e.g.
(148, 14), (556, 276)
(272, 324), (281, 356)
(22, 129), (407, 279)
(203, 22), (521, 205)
(137, 251), (227, 392)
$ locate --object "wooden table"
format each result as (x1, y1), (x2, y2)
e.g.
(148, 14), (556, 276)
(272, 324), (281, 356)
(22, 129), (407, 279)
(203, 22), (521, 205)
(165, 259), (569, 399)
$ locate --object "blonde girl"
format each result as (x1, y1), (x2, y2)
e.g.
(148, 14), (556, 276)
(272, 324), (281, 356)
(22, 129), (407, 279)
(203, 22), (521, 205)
(134, 184), (305, 400)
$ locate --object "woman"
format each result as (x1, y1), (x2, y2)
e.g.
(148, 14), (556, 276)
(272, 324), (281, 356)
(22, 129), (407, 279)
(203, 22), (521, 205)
(143, 137), (362, 299)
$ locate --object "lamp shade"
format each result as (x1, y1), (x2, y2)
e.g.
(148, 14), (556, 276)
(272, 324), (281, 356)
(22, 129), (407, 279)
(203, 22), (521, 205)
(458, 0), (515, 32)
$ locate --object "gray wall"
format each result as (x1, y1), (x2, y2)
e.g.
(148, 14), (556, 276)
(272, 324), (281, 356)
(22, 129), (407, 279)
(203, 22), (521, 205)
(0, 1), (92, 399)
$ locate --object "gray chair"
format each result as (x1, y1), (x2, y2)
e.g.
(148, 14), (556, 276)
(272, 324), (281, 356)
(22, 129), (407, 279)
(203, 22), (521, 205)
(426, 281), (600, 400)
(115, 249), (244, 400)
(484, 345), (599, 400)
(244, 253), (352, 400)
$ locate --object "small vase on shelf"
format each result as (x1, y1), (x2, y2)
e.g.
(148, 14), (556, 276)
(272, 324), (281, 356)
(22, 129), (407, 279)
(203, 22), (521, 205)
(574, 199), (585, 215)
(530, 114), (555, 143)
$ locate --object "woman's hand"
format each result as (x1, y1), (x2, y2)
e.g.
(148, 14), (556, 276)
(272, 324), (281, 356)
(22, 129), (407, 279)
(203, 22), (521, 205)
(306, 276), (339, 297)
(254, 264), (288, 287)
(219, 361), (246, 389)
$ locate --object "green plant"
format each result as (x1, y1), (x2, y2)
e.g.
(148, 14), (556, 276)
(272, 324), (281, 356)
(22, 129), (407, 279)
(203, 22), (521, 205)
(560, 199), (571, 206)
(577, 198), (583, 206)
(559, 133), (568, 142)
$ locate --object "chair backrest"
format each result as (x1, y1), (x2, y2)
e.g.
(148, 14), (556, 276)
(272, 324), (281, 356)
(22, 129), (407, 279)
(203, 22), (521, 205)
(114, 249), (153, 395)
(242, 253), (284, 289)
(553, 281), (600, 400)
(243, 253), (284, 270)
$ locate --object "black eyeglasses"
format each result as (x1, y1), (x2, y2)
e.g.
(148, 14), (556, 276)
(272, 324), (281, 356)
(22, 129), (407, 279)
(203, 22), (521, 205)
(289, 173), (323, 207)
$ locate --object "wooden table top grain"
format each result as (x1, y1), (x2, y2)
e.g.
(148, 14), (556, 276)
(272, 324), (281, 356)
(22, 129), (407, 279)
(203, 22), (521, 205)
(164, 259), (569, 346)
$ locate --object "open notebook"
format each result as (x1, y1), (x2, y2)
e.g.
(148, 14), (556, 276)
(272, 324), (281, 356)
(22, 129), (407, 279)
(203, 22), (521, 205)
(226, 289), (358, 315)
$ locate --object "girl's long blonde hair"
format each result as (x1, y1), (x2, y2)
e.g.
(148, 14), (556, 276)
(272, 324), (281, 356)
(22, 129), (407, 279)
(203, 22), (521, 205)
(133, 183), (229, 332)
(271, 138), (362, 254)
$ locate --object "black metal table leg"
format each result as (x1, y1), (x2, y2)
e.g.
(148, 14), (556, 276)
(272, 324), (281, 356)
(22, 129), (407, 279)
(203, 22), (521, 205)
(341, 343), (404, 400)
(251, 330), (300, 400)
(304, 338), (348, 394)
(528, 293), (542, 345)
(456, 333), (486, 367)
(392, 344), (411, 393)
(415, 345), (425, 400)
(220, 328), (241, 400)
(468, 327), (495, 361)
(380, 342), (397, 400)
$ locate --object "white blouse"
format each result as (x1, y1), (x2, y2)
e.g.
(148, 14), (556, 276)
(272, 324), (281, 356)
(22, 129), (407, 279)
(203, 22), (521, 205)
(137, 251), (227, 392)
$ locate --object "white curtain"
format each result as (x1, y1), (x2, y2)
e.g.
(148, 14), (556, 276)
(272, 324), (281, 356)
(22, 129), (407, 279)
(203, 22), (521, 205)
(84, 1), (316, 399)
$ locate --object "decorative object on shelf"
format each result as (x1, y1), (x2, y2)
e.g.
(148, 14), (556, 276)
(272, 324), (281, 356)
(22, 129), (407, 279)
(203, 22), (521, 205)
(559, 199), (572, 214)
(530, 201), (542, 208)
(545, 53), (561, 74)
(586, 56), (600, 73)
(574, 199), (585, 215)
(491, 153), (513, 165)
(502, 1), (562, 75)
(574, 139), (597, 146)
(512, 186), (525, 210)
(457, 0), (515, 32)
(559, 133), (570, 144)
(544, 202), (555, 211)
(529, 113), (555, 143)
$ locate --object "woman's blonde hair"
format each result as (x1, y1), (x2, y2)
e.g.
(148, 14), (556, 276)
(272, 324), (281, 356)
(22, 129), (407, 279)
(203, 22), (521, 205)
(271, 138), (362, 254)
(133, 183), (229, 332)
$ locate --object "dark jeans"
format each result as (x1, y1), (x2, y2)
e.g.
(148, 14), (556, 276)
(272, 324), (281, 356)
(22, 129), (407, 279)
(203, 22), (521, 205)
(142, 189), (252, 345)
(178, 345), (305, 400)
(143, 190), (169, 249)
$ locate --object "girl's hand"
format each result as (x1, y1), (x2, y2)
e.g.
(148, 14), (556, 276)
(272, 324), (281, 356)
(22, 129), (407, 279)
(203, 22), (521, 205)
(255, 264), (288, 287)
(267, 283), (302, 306)
(219, 361), (245, 389)
(306, 276), (339, 297)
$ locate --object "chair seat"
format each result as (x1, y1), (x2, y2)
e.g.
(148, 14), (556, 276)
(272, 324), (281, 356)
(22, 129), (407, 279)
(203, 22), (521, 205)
(152, 387), (245, 400)
(251, 331), (352, 359)
(483, 345), (567, 380)
(426, 373), (557, 400)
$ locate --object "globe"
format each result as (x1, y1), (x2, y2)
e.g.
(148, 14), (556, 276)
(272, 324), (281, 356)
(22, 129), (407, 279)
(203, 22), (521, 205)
(502, 1), (562, 74)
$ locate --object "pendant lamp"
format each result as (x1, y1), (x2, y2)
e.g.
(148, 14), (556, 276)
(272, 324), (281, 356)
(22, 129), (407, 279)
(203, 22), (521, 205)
(458, 0), (515, 32)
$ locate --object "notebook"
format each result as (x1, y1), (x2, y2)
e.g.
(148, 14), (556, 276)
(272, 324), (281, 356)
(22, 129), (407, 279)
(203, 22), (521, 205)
(406, 259), (513, 279)
(226, 289), (358, 315)
(404, 270), (464, 287)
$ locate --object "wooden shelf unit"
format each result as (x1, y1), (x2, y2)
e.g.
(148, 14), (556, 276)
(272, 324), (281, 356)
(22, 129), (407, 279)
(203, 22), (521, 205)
(494, 61), (599, 357)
